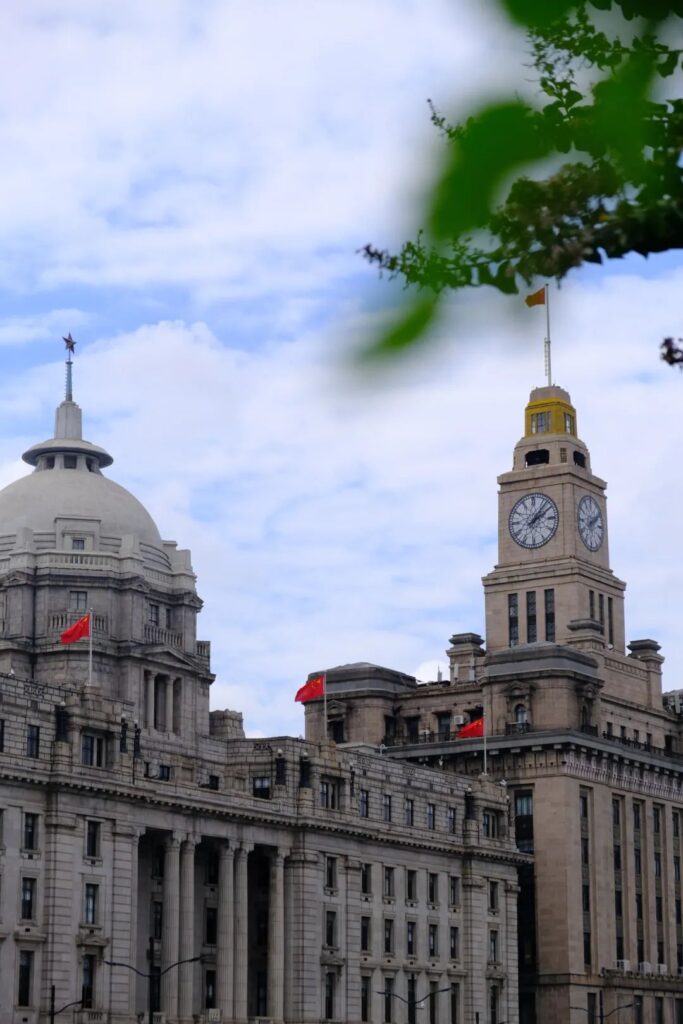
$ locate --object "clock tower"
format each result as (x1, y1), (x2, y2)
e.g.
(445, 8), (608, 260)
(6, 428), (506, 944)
(483, 384), (626, 654)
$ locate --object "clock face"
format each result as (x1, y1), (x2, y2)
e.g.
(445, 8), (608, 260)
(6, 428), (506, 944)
(508, 493), (559, 549)
(577, 494), (604, 551)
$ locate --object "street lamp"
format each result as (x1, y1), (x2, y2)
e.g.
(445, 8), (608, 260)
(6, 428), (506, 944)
(376, 985), (453, 1022)
(570, 993), (635, 1024)
(104, 936), (203, 1024)
(49, 986), (82, 1024)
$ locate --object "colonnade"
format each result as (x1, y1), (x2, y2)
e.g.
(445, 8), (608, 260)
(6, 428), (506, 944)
(157, 833), (286, 1022)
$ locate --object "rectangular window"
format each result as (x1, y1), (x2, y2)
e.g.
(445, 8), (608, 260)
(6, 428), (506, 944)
(656, 896), (663, 922)
(384, 918), (394, 954)
(612, 799), (620, 826)
(675, 856), (681, 882)
(21, 877), (36, 920)
(654, 806), (662, 833)
(655, 997), (664, 1024)
(320, 779), (339, 809)
(149, 603), (160, 625)
(489, 930), (498, 963)
(430, 982), (438, 1024)
(526, 591), (537, 643)
(615, 890), (623, 917)
(84, 883), (98, 924)
(674, 811), (680, 838)
(450, 983), (460, 1024)
(581, 837), (589, 866)
(428, 873), (438, 904)
(544, 588), (555, 642)
(608, 596), (614, 645)
(406, 869), (417, 902)
(325, 856), (337, 890)
(429, 923), (439, 957)
(0, 718), (4, 752)
(584, 931), (591, 966)
(614, 845), (621, 871)
(447, 806), (457, 834)
(324, 972), (335, 1021)
(580, 792), (588, 818)
(361, 976), (370, 1023)
(483, 811), (498, 838)
(384, 867), (394, 898)
(86, 820), (101, 859)
(18, 950), (33, 1007)
(598, 593), (605, 626)
(582, 884), (590, 912)
(655, 852), (662, 877)
(489, 880), (499, 912)
(82, 953), (95, 1009)
(70, 590), (88, 610)
(152, 900), (163, 939)
(325, 910), (337, 947)
(450, 875), (460, 906)
(633, 802), (641, 831)
(636, 893), (643, 920)
(408, 977), (417, 1024)
(383, 793), (392, 822)
(26, 724), (40, 758)
(359, 789), (369, 818)
(252, 776), (271, 799)
(508, 593), (519, 647)
(81, 734), (105, 767)
(361, 916), (370, 952)
(404, 798), (414, 826)
(23, 813), (38, 851)
(384, 977), (393, 1023)
(204, 969), (216, 1010)
(407, 920), (416, 956)
(634, 848), (642, 875)
(589, 589), (595, 619)
(361, 863), (372, 895)
(205, 905), (217, 944)
(427, 803), (436, 830)
(72, 537), (85, 551)
(587, 993), (597, 1024)
(158, 764), (171, 781)
(450, 925), (459, 959)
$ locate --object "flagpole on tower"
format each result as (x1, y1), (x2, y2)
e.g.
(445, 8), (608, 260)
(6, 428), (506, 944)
(62, 333), (76, 401)
(544, 284), (552, 386)
(88, 609), (93, 687)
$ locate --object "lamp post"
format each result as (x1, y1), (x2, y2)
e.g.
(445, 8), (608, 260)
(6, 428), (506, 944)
(48, 985), (82, 1024)
(104, 936), (203, 1024)
(376, 984), (453, 1023)
(570, 991), (634, 1024)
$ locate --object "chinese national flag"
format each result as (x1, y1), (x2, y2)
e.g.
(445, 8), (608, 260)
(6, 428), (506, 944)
(60, 612), (91, 645)
(295, 673), (325, 703)
(456, 716), (484, 739)
(524, 286), (545, 307)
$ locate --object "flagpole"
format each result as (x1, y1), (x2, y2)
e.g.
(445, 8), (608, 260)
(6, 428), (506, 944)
(544, 283), (552, 386)
(88, 609), (93, 687)
(483, 708), (488, 776)
(323, 673), (328, 740)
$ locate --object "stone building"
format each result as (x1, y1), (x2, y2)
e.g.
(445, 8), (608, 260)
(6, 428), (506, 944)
(0, 370), (522, 1024)
(305, 385), (683, 1024)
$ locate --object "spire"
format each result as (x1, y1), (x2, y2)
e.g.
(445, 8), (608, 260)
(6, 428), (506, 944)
(63, 333), (76, 402)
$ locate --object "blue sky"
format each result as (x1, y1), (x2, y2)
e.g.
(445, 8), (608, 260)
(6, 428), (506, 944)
(1, 1), (683, 735)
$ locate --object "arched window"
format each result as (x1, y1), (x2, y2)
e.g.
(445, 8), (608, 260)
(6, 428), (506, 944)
(515, 704), (528, 725)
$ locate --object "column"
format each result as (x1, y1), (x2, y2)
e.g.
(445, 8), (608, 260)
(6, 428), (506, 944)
(216, 843), (235, 1017)
(233, 844), (252, 1023)
(178, 836), (198, 1020)
(161, 833), (181, 1018)
(145, 671), (154, 730)
(165, 677), (174, 733)
(268, 849), (285, 1022)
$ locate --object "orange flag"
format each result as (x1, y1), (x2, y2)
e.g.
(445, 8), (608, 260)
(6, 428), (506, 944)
(60, 612), (91, 645)
(525, 287), (545, 307)
(295, 673), (326, 703)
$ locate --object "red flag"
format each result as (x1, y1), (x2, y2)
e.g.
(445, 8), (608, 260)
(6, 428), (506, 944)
(525, 287), (545, 308)
(60, 612), (91, 645)
(457, 716), (484, 739)
(295, 673), (325, 703)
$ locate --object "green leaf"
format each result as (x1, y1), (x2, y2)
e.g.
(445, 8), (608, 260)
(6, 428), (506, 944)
(500, 0), (576, 27)
(360, 294), (440, 361)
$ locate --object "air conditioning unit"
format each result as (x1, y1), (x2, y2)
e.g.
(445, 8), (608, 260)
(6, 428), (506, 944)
(452, 715), (465, 726)
(657, 963), (668, 975)
(615, 959), (630, 972)
(639, 962), (652, 974)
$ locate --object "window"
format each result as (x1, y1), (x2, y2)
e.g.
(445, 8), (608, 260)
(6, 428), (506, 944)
(489, 930), (498, 963)
(655, 997), (664, 1024)
(448, 807), (457, 834)
(615, 890), (623, 917)
(361, 916), (370, 952)
(581, 837), (589, 866)
(636, 893), (643, 920)
(64, 454), (77, 469)
(204, 970), (216, 1010)
(489, 880), (499, 912)
(675, 811), (680, 838)
(325, 856), (337, 889)
(81, 734), (104, 767)
(515, 703), (528, 725)
(634, 848), (641, 875)
(384, 918), (394, 954)
(612, 799), (620, 826)
(70, 590), (88, 610)
(152, 900), (163, 939)
(544, 588), (555, 642)
(158, 764), (171, 781)
(508, 593), (519, 646)
(450, 925), (459, 959)
(608, 596), (614, 645)
(526, 591), (537, 643)
(18, 950), (33, 1007)
(149, 603), (160, 625)
(359, 789), (369, 818)
(656, 896), (663, 922)
(450, 875), (460, 906)
(583, 931), (591, 966)
(427, 803), (436, 830)
(598, 593), (605, 627)
(589, 589), (595, 619)
(406, 869), (417, 901)
(82, 953), (95, 1009)
(428, 873), (438, 904)
(86, 821), (101, 859)
(531, 411), (549, 433)
(384, 976), (393, 1023)
(655, 852), (661, 877)
(408, 977), (417, 1024)
(72, 537), (85, 551)
(23, 813), (38, 851)
(84, 883), (98, 924)
(437, 712), (451, 740)
(382, 793), (392, 822)
(490, 985), (499, 1024)
(450, 983), (460, 1024)
(205, 906), (217, 944)
(325, 910), (337, 947)
(564, 412), (574, 433)
(582, 884), (590, 912)
(26, 724), (40, 758)
(654, 806), (662, 833)
(384, 867), (394, 898)
(21, 877), (36, 920)
(580, 792), (588, 818)
(430, 982), (439, 1024)
(633, 802), (641, 831)
(320, 779), (340, 809)
(614, 845), (621, 871)
(429, 923), (439, 957)
(404, 798), (414, 826)
(324, 972), (335, 1021)
(0, 718), (4, 752)
(675, 856), (681, 882)
(253, 776), (271, 799)
(361, 976), (370, 1023)
(407, 920), (416, 956)
(483, 811), (498, 838)
(208, 774), (219, 791)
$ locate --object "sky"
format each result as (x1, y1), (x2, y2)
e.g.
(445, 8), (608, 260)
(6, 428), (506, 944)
(0, 1), (682, 736)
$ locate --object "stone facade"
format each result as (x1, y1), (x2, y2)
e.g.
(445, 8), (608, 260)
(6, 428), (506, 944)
(305, 386), (683, 1024)
(0, 380), (522, 1024)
